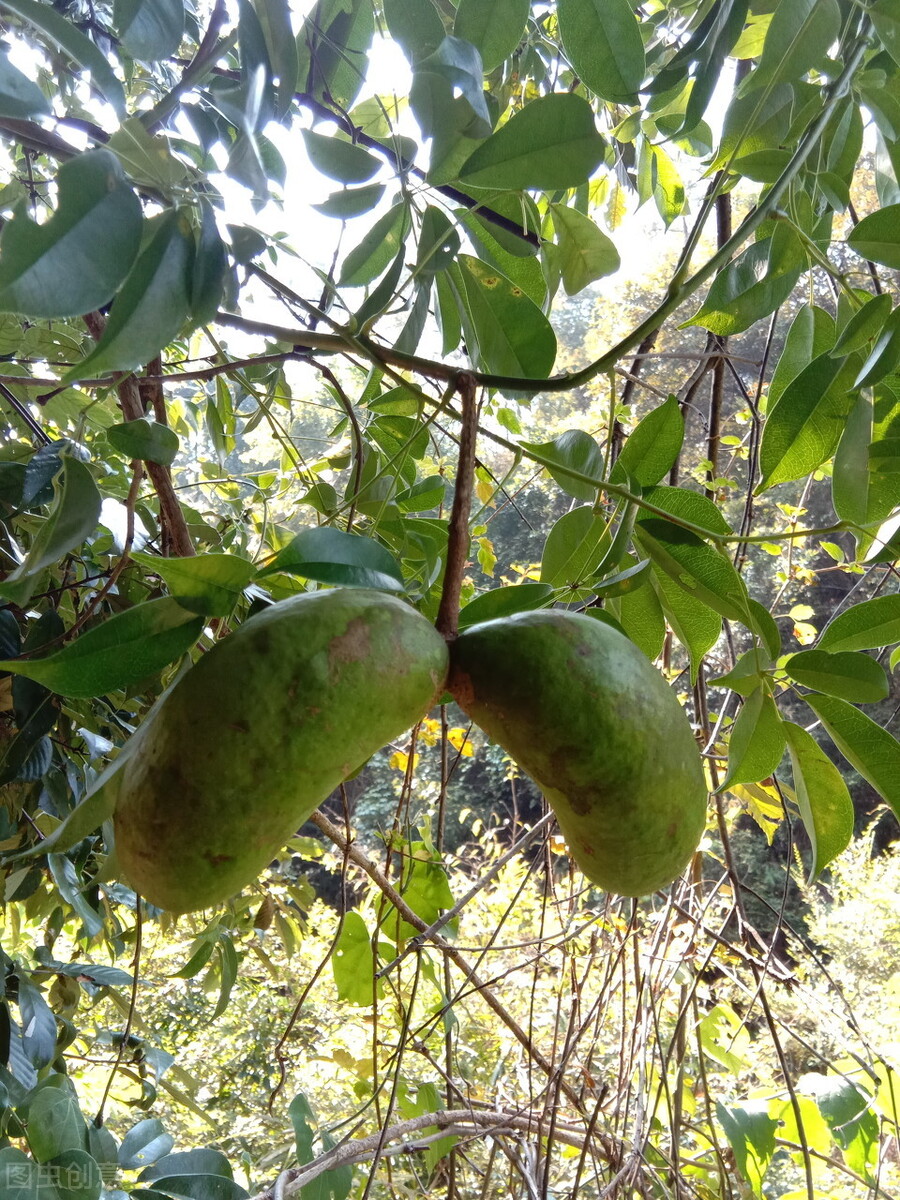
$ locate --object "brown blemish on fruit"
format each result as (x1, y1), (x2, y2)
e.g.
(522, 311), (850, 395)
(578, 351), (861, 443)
(328, 616), (372, 677)
(447, 665), (475, 709)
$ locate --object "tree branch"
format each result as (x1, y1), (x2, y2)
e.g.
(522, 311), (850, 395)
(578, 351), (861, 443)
(251, 1107), (622, 1200)
(82, 313), (194, 557)
(308, 810), (585, 1110)
(436, 373), (478, 641)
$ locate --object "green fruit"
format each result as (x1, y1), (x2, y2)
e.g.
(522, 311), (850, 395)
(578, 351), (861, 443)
(448, 610), (706, 896)
(113, 589), (448, 912)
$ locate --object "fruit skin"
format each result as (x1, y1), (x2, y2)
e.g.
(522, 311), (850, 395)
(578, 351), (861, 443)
(448, 610), (706, 896)
(113, 589), (448, 913)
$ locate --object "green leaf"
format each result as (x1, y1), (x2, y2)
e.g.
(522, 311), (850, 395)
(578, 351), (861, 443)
(634, 519), (750, 624)
(0, 598), (202, 698)
(259, 527), (405, 590)
(450, 254), (556, 378)
(107, 418), (180, 466)
(609, 568), (666, 660)
(131, 553), (256, 616)
(540, 506), (611, 589)
(0, 456), (102, 606)
(459, 583), (553, 629)
(609, 396), (684, 487)
(412, 36), (492, 141)
(748, 598), (782, 659)
(743, 0), (840, 94)
(298, 0), (374, 111)
(784, 649), (889, 703)
(43, 1150), (102, 1200)
(252, 0), (299, 116)
(757, 353), (860, 490)
(872, 0), (900, 66)
(383, 0), (444, 63)
(805, 692), (900, 819)
(639, 485), (732, 535)
(210, 936), (239, 1020)
(0, 150), (142, 319)
(847, 204), (900, 269)
(458, 94), (606, 191)
(114, 0), (184, 61)
(833, 392), (875, 528)
(818, 594), (900, 652)
(340, 202), (410, 286)
(557, 0), (645, 102)
(396, 1081), (457, 1172)
(805, 1076), (879, 1182)
(855, 306), (900, 388)
(651, 568), (721, 683)
(26, 1085), (85, 1161)
(396, 475), (445, 512)
(415, 206), (460, 277)
(831, 292), (893, 358)
(684, 226), (805, 336)
(0, 50), (50, 118)
(784, 721), (854, 882)
(332, 911), (377, 1005)
(768, 304), (835, 410)
(718, 687), (785, 791)
(313, 184), (386, 219)
(453, 0), (529, 72)
(709, 647), (772, 697)
(550, 203), (620, 295)
(394, 846), (455, 941)
(646, 143), (686, 227)
(591, 558), (650, 598)
(458, 206), (546, 304)
(833, 383), (900, 541)
(302, 129), (381, 184)
(715, 1101), (779, 1194)
(190, 201), (229, 327)
(0, 1148), (38, 1200)
(139, 1149), (233, 1181)
(63, 211), (194, 380)
(522, 429), (603, 501)
(8, 774), (119, 861)
(50, 960), (132, 987)
(133, 1174), (247, 1200)
(118, 1118), (175, 1166)
(2, 0), (126, 115)
(107, 117), (190, 192)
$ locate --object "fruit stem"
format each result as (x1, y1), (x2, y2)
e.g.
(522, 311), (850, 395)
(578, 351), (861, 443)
(436, 373), (478, 641)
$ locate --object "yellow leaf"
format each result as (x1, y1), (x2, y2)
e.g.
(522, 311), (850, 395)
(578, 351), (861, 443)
(475, 478), (494, 505)
(789, 603), (815, 620)
(447, 727), (474, 756)
(477, 537), (497, 577)
(389, 750), (420, 772)
(728, 781), (783, 843)
(792, 621), (817, 645)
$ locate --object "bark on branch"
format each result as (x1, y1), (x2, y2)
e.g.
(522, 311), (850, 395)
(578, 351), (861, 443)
(251, 1106), (621, 1199)
(83, 314), (193, 557)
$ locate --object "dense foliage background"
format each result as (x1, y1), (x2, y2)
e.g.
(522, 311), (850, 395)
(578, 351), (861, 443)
(1, 0), (900, 1196)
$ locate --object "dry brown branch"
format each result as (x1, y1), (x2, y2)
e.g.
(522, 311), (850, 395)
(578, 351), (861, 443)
(251, 1107), (622, 1200)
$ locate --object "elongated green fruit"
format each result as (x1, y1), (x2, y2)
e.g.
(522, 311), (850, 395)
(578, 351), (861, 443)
(114, 589), (449, 912)
(449, 611), (706, 895)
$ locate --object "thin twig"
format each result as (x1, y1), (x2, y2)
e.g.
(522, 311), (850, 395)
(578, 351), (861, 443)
(308, 810), (585, 1109)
